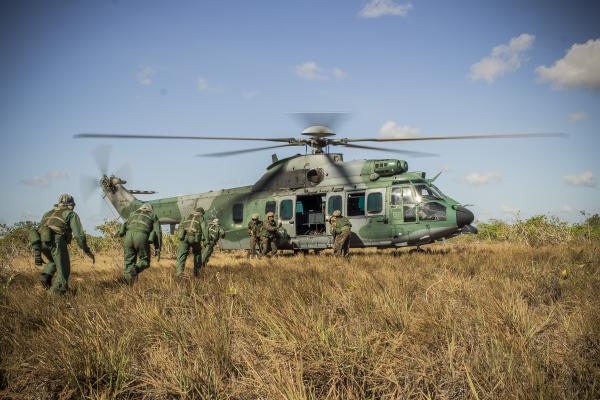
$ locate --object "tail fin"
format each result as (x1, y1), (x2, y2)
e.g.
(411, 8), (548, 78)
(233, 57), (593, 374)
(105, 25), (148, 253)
(101, 176), (142, 219)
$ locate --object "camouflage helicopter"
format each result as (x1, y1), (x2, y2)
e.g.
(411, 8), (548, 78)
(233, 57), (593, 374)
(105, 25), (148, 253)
(76, 121), (560, 253)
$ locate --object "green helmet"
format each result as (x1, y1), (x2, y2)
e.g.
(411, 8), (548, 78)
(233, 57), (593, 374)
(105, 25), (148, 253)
(195, 206), (205, 214)
(58, 193), (75, 207)
(251, 213), (259, 220)
(139, 203), (153, 212)
(332, 210), (342, 217)
(212, 218), (220, 224)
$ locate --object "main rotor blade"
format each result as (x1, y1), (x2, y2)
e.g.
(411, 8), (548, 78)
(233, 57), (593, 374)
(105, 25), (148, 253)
(337, 143), (437, 157)
(342, 132), (566, 143)
(92, 145), (111, 175)
(75, 133), (295, 143)
(323, 153), (352, 186)
(115, 162), (132, 182)
(290, 112), (352, 130)
(197, 144), (299, 157)
(80, 174), (100, 201)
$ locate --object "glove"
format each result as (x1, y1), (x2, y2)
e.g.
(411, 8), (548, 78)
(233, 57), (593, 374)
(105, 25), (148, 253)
(155, 249), (161, 261)
(87, 252), (95, 265)
(34, 254), (43, 266)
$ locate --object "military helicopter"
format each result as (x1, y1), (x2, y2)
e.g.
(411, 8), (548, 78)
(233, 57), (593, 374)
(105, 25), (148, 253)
(76, 118), (561, 253)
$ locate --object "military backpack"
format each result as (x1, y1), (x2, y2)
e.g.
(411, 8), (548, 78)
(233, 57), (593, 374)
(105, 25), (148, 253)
(128, 211), (154, 233)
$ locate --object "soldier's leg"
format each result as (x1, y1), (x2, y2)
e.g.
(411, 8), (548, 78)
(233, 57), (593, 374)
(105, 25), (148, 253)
(260, 236), (269, 256)
(333, 235), (344, 257)
(247, 237), (256, 257)
(135, 233), (151, 274)
(49, 236), (70, 294)
(123, 232), (138, 284)
(191, 241), (202, 276)
(270, 237), (278, 256)
(175, 239), (190, 276)
(341, 232), (351, 258)
(201, 243), (213, 266)
(40, 245), (55, 288)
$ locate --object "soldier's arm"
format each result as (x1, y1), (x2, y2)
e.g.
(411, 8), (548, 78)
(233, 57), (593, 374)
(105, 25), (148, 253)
(201, 219), (209, 243)
(153, 215), (162, 250)
(117, 220), (128, 237)
(219, 227), (226, 239)
(69, 212), (95, 263)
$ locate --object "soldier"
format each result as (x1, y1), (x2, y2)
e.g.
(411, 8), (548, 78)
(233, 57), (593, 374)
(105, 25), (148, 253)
(260, 211), (279, 257)
(247, 213), (262, 258)
(176, 206), (209, 277)
(34, 194), (95, 294)
(329, 210), (352, 259)
(117, 203), (162, 284)
(201, 218), (225, 266)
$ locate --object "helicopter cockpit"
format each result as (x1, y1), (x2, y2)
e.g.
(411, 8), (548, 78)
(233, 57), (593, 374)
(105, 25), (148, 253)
(391, 182), (448, 222)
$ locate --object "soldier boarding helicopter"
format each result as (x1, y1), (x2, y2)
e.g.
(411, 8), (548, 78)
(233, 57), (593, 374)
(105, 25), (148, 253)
(76, 120), (562, 252)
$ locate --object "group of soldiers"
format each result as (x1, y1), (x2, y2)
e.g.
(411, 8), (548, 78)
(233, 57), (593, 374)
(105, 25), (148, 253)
(29, 193), (353, 294)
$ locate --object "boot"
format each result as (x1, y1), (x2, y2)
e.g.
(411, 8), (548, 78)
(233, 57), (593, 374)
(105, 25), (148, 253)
(40, 273), (52, 289)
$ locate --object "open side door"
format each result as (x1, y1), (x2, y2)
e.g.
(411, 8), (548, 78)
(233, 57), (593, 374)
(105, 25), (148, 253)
(277, 195), (296, 238)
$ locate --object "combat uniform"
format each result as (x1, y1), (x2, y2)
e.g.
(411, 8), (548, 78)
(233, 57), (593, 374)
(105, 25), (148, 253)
(34, 194), (95, 294)
(330, 210), (352, 258)
(118, 203), (162, 284)
(176, 207), (209, 277)
(247, 214), (262, 258)
(260, 212), (279, 256)
(201, 218), (225, 266)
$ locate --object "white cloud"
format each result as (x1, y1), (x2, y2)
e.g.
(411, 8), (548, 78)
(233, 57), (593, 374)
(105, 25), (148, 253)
(564, 171), (596, 187)
(470, 33), (535, 83)
(536, 38), (600, 91)
(137, 66), (156, 85)
(379, 121), (420, 137)
(332, 67), (348, 79)
(464, 172), (502, 186)
(568, 111), (587, 123)
(242, 90), (260, 99)
(20, 170), (68, 187)
(295, 62), (327, 81)
(359, 0), (413, 18)
(197, 78), (210, 91)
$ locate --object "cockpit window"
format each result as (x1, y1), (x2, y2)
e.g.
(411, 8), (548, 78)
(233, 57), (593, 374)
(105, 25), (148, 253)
(414, 184), (444, 201)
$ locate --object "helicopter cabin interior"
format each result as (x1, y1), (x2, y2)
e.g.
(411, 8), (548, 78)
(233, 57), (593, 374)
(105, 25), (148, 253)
(294, 194), (327, 236)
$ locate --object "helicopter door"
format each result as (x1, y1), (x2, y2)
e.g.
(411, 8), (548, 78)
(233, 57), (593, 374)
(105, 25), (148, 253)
(278, 196), (296, 238)
(325, 192), (344, 235)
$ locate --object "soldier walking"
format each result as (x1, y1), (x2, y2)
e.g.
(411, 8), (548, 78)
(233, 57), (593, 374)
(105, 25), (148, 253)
(32, 194), (95, 294)
(260, 211), (279, 257)
(117, 203), (162, 284)
(247, 213), (262, 258)
(201, 218), (225, 266)
(329, 210), (352, 259)
(176, 206), (209, 277)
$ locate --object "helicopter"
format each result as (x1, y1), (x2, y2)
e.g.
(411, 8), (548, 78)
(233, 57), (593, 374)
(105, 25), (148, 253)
(76, 120), (562, 253)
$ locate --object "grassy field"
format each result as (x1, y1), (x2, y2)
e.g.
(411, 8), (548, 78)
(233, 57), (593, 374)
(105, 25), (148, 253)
(1, 242), (599, 399)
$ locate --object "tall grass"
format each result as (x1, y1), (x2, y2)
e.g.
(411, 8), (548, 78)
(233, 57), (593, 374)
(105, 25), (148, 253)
(1, 240), (599, 399)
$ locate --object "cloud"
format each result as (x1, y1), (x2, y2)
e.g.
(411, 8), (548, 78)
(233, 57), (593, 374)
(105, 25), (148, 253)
(20, 170), (68, 187)
(470, 33), (535, 83)
(568, 111), (587, 123)
(137, 66), (156, 85)
(379, 121), (420, 137)
(536, 38), (600, 91)
(294, 62), (347, 81)
(242, 90), (260, 99)
(359, 0), (413, 18)
(197, 78), (210, 91)
(564, 171), (596, 187)
(464, 172), (502, 186)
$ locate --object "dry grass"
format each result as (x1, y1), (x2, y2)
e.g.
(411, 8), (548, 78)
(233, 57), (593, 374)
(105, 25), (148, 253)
(1, 242), (599, 399)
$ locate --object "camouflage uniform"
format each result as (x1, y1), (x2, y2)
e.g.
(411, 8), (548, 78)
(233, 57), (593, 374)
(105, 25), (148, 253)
(330, 210), (352, 258)
(247, 213), (262, 258)
(201, 218), (225, 266)
(117, 203), (162, 284)
(176, 207), (209, 276)
(34, 194), (95, 294)
(260, 212), (279, 256)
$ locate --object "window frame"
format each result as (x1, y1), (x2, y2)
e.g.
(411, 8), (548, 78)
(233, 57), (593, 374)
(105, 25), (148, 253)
(232, 203), (244, 224)
(280, 199), (294, 221)
(346, 191), (366, 217)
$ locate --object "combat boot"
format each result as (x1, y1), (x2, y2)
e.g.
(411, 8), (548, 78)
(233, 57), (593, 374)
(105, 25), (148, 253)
(40, 273), (52, 289)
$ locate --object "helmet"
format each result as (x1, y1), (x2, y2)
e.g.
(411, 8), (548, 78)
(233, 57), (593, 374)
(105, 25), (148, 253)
(139, 203), (153, 212)
(251, 213), (259, 220)
(195, 206), (205, 214)
(212, 218), (220, 224)
(58, 193), (75, 207)
(266, 211), (274, 218)
(332, 210), (342, 217)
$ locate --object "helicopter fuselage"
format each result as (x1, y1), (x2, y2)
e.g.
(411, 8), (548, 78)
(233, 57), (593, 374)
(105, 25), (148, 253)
(102, 153), (475, 250)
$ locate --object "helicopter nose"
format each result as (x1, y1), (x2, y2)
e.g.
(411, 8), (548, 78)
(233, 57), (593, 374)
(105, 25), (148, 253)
(456, 206), (474, 227)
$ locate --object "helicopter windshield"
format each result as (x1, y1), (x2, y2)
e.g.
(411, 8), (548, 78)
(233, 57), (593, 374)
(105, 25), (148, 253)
(413, 183), (444, 201)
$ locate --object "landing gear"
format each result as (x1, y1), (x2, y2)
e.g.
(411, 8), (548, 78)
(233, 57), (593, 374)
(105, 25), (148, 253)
(409, 247), (432, 254)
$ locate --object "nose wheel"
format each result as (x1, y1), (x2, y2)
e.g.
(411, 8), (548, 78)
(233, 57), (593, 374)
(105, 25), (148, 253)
(409, 246), (432, 254)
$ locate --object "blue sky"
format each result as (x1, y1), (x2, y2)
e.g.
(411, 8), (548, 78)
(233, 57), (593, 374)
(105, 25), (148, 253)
(1, 0), (599, 231)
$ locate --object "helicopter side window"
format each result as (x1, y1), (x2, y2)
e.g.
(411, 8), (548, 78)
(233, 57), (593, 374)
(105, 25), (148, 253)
(327, 195), (342, 215)
(265, 201), (276, 215)
(391, 187), (402, 206)
(402, 187), (417, 222)
(419, 202), (447, 221)
(280, 199), (293, 221)
(414, 184), (443, 201)
(232, 203), (244, 224)
(367, 192), (383, 214)
(347, 192), (365, 216)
